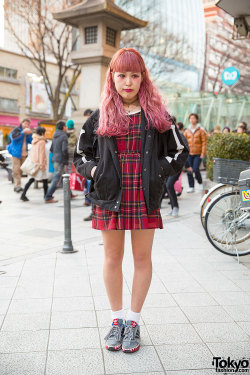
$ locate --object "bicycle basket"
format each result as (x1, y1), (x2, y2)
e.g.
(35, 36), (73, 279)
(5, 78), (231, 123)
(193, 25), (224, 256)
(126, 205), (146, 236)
(213, 158), (250, 185)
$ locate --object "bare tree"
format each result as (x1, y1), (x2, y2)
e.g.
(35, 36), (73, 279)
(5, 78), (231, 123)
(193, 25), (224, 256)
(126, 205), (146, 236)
(4, 0), (81, 120)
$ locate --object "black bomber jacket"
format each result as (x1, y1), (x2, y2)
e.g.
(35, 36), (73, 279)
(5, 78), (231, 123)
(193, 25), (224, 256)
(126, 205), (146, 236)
(73, 109), (189, 214)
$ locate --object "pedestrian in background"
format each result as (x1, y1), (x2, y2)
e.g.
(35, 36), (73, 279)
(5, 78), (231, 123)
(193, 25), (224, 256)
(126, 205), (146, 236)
(44, 121), (68, 203)
(237, 122), (248, 134)
(184, 113), (207, 193)
(74, 48), (188, 353)
(223, 126), (231, 133)
(66, 119), (77, 199)
(82, 109), (95, 221)
(20, 127), (48, 201)
(7, 118), (32, 192)
(66, 119), (77, 174)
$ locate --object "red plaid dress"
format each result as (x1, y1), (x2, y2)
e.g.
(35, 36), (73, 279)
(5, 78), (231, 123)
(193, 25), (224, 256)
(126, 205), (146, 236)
(92, 111), (163, 230)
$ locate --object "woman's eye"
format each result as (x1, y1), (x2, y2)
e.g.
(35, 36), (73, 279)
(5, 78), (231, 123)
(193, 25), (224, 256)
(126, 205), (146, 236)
(132, 75), (139, 78)
(118, 74), (125, 78)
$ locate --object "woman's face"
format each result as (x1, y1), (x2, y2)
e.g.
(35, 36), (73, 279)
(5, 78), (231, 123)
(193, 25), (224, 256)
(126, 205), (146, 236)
(223, 128), (230, 133)
(113, 72), (142, 103)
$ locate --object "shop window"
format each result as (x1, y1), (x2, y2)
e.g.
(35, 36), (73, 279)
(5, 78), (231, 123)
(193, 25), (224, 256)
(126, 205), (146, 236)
(106, 27), (116, 47)
(0, 66), (17, 80)
(85, 26), (98, 44)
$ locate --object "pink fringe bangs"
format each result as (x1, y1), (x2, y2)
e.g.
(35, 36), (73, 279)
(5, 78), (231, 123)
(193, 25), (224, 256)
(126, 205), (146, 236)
(97, 48), (172, 137)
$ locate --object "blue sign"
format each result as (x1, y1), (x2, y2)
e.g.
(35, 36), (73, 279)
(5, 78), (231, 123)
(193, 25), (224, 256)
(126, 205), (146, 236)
(222, 67), (240, 86)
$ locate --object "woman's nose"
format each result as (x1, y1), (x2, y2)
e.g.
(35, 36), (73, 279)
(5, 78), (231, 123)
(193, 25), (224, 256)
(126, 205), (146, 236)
(125, 76), (132, 85)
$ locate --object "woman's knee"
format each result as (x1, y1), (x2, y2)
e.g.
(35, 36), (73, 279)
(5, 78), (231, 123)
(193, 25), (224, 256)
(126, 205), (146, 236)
(104, 248), (124, 267)
(133, 252), (152, 269)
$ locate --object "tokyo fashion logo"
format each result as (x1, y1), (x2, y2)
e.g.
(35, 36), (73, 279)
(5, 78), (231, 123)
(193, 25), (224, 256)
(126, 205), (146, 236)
(212, 356), (250, 372)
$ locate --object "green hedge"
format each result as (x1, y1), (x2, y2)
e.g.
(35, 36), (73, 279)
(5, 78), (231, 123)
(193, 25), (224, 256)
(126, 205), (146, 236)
(206, 133), (250, 180)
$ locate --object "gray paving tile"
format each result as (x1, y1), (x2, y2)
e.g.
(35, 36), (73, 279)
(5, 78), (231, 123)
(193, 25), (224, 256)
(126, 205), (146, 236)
(193, 322), (250, 343)
(156, 343), (213, 370)
(1, 313), (50, 331)
(172, 292), (218, 307)
(0, 277), (18, 288)
(209, 291), (250, 305)
(0, 299), (10, 315)
(233, 279), (250, 291)
(53, 284), (92, 297)
(181, 305), (234, 323)
(161, 278), (205, 293)
(143, 293), (177, 308)
(13, 285), (53, 299)
(222, 305), (250, 321)
(207, 341), (250, 359)
(0, 263), (24, 277)
(221, 269), (250, 280)
(141, 307), (189, 324)
(104, 345), (163, 374)
(50, 310), (97, 329)
(46, 348), (104, 375)
(52, 296), (94, 312)
(0, 287), (14, 299)
(237, 321), (250, 336)
(165, 370), (216, 375)
(0, 351), (46, 375)
(147, 323), (202, 345)
(0, 330), (49, 353)
(48, 328), (100, 350)
(8, 298), (51, 313)
(197, 278), (242, 292)
(0, 314), (4, 326)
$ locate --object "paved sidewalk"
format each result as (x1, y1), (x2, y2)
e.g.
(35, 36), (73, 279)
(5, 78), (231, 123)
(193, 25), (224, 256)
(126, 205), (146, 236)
(0, 170), (250, 374)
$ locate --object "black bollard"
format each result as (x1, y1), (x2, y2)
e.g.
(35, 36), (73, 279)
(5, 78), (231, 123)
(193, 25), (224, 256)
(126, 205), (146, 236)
(60, 174), (78, 253)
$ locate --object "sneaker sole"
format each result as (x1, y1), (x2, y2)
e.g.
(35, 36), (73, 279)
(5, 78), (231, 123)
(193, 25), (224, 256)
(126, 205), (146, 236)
(105, 344), (122, 351)
(122, 344), (140, 353)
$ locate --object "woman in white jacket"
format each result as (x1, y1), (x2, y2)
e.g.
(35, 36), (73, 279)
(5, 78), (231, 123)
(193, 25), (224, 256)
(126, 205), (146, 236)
(20, 127), (48, 201)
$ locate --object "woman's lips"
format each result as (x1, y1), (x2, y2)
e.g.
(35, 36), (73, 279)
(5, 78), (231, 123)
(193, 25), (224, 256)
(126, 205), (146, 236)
(124, 89), (133, 92)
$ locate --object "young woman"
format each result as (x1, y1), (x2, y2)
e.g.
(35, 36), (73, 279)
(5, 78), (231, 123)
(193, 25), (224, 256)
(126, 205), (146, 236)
(74, 48), (189, 353)
(20, 127), (48, 201)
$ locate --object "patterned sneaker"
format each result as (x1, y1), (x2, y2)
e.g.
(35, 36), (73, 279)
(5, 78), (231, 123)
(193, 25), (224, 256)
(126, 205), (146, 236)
(104, 318), (125, 351)
(122, 320), (140, 353)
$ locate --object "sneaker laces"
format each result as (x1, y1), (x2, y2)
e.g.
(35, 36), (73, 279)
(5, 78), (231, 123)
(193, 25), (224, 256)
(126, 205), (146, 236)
(123, 325), (136, 342)
(104, 325), (123, 341)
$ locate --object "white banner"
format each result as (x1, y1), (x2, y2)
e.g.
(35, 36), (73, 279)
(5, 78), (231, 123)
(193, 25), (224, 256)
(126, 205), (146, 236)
(31, 82), (51, 114)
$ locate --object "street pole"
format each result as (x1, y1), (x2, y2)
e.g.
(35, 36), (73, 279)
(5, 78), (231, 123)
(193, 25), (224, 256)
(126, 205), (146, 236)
(60, 174), (78, 254)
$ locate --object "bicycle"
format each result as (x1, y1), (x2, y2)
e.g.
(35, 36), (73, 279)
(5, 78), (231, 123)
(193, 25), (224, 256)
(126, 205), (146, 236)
(204, 158), (250, 259)
(200, 183), (232, 227)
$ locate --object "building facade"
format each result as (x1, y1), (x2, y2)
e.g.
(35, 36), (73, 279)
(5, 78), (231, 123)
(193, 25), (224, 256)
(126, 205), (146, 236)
(0, 0), (80, 144)
(117, 0), (206, 93)
(202, 0), (250, 95)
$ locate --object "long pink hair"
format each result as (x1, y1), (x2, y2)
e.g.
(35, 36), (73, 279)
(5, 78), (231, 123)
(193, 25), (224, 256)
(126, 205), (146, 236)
(97, 48), (172, 137)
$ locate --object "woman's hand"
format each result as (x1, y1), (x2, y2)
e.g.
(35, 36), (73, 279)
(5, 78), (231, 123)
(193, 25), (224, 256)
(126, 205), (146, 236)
(91, 166), (97, 179)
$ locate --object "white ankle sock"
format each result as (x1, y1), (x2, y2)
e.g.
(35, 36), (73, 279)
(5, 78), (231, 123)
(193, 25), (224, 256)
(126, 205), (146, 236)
(111, 308), (125, 324)
(126, 309), (141, 325)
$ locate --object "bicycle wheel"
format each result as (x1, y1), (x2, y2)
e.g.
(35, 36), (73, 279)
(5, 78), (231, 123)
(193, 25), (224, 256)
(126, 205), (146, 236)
(204, 191), (250, 256)
(200, 184), (232, 228)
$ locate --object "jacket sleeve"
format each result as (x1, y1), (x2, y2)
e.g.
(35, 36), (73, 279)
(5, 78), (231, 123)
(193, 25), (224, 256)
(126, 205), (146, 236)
(158, 121), (189, 177)
(201, 129), (207, 156)
(73, 113), (98, 180)
(62, 135), (69, 165)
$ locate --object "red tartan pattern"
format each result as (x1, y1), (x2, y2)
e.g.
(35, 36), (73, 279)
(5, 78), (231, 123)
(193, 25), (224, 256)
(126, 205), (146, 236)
(92, 111), (163, 230)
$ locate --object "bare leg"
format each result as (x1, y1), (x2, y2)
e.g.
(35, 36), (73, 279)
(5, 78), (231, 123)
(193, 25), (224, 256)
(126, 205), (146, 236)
(130, 229), (155, 312)
(101, 230), (125, 311)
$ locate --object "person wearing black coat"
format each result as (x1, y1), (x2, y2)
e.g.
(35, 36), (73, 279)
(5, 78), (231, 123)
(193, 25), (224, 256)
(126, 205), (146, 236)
(44, 121), (68, 203)
(73, 48), (189, 354)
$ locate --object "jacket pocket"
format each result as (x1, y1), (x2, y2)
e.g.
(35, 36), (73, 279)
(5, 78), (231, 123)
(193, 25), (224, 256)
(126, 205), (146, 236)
(93, 162), (120, 201)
